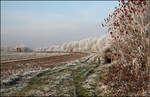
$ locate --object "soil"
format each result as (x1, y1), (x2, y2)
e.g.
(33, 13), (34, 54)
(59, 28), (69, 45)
(1, 53), (88, 78)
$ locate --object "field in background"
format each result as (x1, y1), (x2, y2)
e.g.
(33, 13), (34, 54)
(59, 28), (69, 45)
(1, 51), (71, 63)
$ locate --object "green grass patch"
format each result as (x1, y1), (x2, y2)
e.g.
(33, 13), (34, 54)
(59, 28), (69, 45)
(73, 64), (98, 96)
(14, 69), (52, 96)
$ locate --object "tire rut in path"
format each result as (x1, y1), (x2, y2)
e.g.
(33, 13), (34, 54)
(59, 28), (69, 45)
(5, 61), (100, 96)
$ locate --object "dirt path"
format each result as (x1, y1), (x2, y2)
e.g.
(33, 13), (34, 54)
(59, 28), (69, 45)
(1, 53), (88, 78)
(1, 57), (99, 96)
(1, 54), (118, 96)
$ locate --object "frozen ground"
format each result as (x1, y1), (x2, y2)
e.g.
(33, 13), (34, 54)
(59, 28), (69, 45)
(0, 53), (100, 96)
(1, 52), (87, 79)
(0, 53), (118, 96)
(1, 51), (70, 63)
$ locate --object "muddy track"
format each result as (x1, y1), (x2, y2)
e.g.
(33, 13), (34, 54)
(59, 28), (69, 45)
(0, 53), (88, 78)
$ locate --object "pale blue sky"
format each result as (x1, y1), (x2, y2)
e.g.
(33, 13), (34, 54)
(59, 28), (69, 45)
(1, 1), (118, 49)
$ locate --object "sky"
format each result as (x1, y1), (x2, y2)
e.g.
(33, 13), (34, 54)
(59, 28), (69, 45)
(1, 1), (118, 49)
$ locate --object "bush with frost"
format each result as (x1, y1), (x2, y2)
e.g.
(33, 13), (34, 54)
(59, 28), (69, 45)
(101, 0), (149, 96)
(15, 45), (33, 52)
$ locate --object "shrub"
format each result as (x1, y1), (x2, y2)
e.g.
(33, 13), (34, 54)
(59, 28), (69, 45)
(101, 0), (150, 96)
